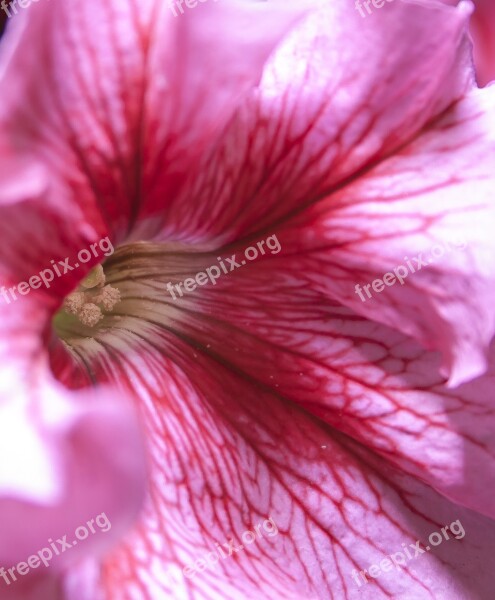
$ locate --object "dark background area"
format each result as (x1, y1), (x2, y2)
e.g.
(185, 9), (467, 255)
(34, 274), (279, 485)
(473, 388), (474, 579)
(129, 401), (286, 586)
(0, 9), (6, 39)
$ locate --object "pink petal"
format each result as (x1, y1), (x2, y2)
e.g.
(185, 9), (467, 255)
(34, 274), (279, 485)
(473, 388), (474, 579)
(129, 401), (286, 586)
(471, 0), (495, 85)
(0, 1), (308, 593)
(272, 87), (495, 386)
(0, 259), (146, 588)
(170, 0), (475, 242)
(44, 239), (495, 596)
(1, 573), (63, 600)
(0, 0), (307, 240)
(168, 256), (495, 519)
(59, 330), (495, 599)
(0, 376), (146, 571)
(167, 3), (495, 384)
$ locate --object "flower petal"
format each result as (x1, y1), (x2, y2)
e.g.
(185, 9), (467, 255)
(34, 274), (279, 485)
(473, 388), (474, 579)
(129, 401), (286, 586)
(168, 258), (495, 519)
(168, 0), (475, 243)
(272, 87), (495, 386)
(60, 329), (495, 599)
(0, 269), (146, 588)
(153, 2), (495, 385)
(175, 75), (495, 386)
(471, 0), (495, 85)
(1, 573), (63, 600)
(45, 242), (495, 598)
(0, 375), (146, 571)
(0, 0), (308, 239)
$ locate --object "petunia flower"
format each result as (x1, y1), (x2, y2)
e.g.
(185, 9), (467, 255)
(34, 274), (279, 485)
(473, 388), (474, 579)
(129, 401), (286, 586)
(1, 1), (495, 599)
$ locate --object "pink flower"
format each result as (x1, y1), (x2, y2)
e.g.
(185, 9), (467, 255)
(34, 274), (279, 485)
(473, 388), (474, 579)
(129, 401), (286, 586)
(0, 1), (495, 599)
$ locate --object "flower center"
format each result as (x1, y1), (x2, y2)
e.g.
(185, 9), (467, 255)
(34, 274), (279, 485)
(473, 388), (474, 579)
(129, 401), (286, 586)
(64, 264), (122, 325)
(52, 240), (200, 346)
(49, 240), (219, 387)
(53, 259), (125, 342)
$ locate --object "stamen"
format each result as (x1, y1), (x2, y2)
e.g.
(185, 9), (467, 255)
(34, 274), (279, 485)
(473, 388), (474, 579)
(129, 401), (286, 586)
(63, 291), (87, 316)
(94, 285), (121, 312)
(61, 262), (122, 329)
(79, 303), (104, 327)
